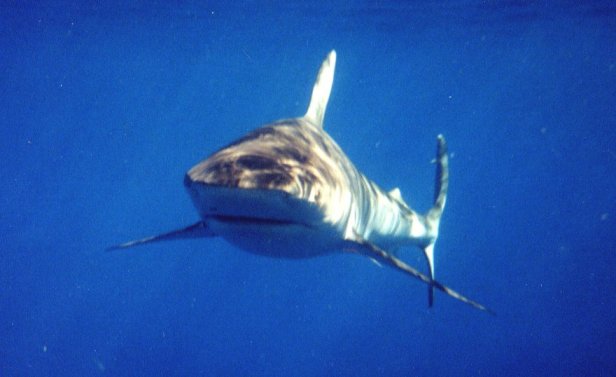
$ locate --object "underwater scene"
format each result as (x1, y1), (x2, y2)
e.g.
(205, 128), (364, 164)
(1, 1), (615, 376)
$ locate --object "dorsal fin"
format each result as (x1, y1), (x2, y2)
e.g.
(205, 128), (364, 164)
(389, 187), (402, 200)
(304, 50), (336, 128)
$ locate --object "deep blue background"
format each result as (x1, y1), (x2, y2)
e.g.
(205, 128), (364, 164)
(2, 1), (615, 375)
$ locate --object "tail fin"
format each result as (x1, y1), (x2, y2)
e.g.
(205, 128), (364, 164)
(424, 135), (449, 306)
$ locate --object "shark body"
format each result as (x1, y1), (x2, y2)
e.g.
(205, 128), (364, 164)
(110, 50), (491, 313)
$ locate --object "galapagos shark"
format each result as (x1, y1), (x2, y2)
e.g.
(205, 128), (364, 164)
(109, 50), (491, 314)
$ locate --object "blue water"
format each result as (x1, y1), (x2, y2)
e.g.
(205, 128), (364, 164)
(2, 2), (615, 375)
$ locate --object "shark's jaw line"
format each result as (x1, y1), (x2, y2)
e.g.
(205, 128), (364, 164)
(207, 214), (310, 228)
(109, 50), (492, 314)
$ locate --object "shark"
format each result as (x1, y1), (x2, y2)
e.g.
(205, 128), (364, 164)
(109, 50), (491, 314)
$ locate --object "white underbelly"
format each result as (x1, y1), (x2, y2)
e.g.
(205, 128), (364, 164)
(208, 217), (341, 259)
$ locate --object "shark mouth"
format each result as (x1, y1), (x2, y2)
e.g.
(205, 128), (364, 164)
(184, 178), (325, 228)
(207, 214), (307, 227)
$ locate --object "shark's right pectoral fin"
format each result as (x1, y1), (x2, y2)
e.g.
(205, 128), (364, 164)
(342, 236), (494, 315)
(107, 221), (213, 251)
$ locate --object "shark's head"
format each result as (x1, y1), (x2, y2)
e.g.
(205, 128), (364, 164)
(183, 118), (349, 224)
(185, 120), (319, 198)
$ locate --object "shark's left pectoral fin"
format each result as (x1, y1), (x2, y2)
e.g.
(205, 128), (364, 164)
(107, 221), (213, 251)
(342, 237), (494, 315)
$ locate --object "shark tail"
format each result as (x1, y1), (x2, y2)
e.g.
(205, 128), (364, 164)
(424, 134), (449, 306)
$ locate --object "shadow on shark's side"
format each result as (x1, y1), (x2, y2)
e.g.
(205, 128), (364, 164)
(109, 50), (494, 315)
